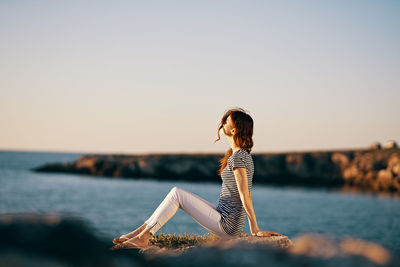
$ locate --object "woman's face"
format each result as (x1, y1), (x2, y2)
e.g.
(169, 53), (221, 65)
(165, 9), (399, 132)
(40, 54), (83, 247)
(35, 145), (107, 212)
(222, 115), (235, 137)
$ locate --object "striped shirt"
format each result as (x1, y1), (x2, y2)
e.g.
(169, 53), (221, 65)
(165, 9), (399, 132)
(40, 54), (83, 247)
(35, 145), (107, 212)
(216, 149), (254, 236)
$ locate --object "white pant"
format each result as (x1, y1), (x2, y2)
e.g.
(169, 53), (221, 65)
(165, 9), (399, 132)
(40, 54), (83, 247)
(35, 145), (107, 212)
(144, 186), (232, 239)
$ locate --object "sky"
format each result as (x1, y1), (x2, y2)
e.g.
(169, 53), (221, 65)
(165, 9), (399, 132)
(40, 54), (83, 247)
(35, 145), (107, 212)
(0, 0), (399, 154)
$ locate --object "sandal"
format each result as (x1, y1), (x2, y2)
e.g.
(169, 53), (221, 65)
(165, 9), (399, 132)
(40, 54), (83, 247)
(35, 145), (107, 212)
(112, 234), (130, 244)
(109, 240), (148, 250)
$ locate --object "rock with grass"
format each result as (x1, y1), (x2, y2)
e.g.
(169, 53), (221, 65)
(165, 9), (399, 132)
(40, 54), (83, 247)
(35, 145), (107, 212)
(1, 213), (398, 267)
(141, 232), (293, 258)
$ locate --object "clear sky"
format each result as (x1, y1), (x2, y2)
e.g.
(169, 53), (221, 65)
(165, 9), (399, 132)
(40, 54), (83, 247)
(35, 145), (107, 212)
(0, 1), (399, 154)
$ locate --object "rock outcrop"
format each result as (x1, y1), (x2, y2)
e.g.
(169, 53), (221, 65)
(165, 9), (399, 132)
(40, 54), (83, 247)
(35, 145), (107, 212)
(32, 147), (400, 193)
(1, 213), (398, 267)
(140, 232), (293, 259)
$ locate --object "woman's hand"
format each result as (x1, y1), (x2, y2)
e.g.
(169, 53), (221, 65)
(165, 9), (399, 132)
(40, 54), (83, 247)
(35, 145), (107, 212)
(252, 229), (283, 237)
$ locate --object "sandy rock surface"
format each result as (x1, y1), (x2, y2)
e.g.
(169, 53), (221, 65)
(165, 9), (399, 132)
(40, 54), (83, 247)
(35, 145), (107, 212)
(140, 233), (293, 258)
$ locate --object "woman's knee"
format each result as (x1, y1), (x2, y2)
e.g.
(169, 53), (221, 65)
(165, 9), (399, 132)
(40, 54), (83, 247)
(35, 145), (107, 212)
(168, 186), (182, 198)
(171, 186), (184, 193)
(170, 186), (180, 193)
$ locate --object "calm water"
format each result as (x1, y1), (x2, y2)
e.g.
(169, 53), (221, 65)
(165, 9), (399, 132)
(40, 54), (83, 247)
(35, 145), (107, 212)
(0, 150), (399, 253)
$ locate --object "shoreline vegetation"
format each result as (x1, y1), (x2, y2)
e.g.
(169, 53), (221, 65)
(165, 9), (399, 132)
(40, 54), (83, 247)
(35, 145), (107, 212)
(32, 146), (400, 194)
(0, 213), (397, 266)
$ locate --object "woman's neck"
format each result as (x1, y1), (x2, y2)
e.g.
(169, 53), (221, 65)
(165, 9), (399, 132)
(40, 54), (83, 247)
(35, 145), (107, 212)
(228, 137), (242, 153)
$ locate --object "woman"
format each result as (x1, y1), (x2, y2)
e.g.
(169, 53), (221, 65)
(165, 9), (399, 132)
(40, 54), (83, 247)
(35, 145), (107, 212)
(110, 108), (282, 250)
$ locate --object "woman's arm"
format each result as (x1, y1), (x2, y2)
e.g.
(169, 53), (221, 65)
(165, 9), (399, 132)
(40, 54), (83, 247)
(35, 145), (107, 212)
(233, 167), (282, 237)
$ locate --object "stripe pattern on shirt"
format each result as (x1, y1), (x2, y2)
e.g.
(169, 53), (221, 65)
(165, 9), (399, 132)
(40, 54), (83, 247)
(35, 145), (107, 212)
(216, 149), (254, 236)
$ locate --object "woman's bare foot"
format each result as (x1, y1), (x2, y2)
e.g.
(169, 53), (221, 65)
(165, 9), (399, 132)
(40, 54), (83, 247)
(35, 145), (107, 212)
(112, 223), (148, 244)
(122, 229), (152, 247)
(110, 228), (153, 250)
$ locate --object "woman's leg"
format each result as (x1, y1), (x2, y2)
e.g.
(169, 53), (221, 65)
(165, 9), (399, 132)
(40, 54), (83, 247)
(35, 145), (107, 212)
(118, 188), (216, 241)
(116, 185), (217, 242)
(144, 186), (231, 239)
(112, 186), (231, 249)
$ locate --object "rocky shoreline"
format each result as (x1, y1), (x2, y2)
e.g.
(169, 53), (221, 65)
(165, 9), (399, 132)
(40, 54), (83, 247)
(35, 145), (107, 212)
(0, 213), (397, 267)
(32, 147), (400, 193)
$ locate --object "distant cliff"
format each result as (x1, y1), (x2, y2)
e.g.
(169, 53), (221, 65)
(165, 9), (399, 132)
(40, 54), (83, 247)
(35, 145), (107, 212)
(32, 147), (400, 193)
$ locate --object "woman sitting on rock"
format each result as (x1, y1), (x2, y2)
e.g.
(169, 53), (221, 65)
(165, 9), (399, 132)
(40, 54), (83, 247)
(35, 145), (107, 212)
(110, 107), (282, 250)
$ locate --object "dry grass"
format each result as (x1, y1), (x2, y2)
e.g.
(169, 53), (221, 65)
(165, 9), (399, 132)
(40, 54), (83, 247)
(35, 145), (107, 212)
(149, 231), (221, 249)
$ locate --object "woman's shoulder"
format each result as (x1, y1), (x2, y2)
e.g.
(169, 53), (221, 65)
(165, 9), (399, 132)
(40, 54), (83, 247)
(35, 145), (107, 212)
(232, 149), (251, 158)
(229, 149), (251, 160)
(228, 149), (252, 169)
(232, 149), (250, 155)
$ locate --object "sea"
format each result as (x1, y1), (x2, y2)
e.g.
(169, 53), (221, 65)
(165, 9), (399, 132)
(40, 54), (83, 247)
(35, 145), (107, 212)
(0, 150), (399, 253)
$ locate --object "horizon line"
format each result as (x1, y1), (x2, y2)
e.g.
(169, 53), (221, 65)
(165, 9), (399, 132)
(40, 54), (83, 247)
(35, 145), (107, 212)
(0, 145), (385, 155)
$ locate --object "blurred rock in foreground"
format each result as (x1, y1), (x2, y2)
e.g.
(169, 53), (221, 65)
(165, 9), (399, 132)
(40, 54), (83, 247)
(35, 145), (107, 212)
(0, 213), (398, 267)
(33, 146), (400, 193)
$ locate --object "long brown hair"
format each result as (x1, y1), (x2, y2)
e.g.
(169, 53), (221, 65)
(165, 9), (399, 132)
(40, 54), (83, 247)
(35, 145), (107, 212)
(214, 107), (254, 176)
